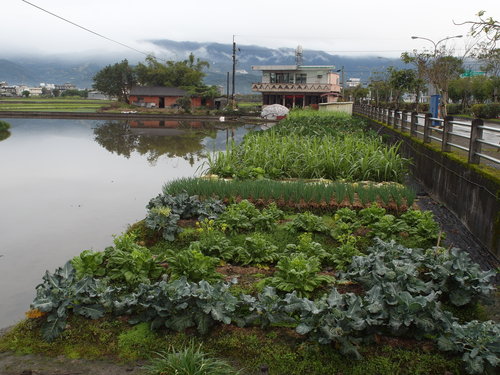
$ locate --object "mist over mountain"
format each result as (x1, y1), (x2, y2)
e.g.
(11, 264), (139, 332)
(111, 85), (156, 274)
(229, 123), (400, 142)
(0, 40), (404, 93)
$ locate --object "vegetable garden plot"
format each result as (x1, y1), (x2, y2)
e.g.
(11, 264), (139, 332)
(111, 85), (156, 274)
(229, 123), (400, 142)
(21, 195), (499, 374)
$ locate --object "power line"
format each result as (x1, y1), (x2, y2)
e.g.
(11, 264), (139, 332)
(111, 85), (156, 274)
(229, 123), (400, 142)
(21, 0), (166, 62)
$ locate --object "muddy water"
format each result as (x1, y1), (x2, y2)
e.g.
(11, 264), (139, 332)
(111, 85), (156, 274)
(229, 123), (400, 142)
(0, 118), (259, 328)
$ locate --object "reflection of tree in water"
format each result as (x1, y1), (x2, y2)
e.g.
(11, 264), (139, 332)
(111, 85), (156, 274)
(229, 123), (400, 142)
(0, 130), (10, 142)
(93, 121), (217, 166)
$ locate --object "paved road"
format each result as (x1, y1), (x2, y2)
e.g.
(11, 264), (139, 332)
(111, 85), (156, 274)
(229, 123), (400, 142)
(414, 116), (500, 144)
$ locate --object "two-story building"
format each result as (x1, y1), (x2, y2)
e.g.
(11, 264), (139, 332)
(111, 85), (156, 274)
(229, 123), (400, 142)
(251, 65), (341, 108)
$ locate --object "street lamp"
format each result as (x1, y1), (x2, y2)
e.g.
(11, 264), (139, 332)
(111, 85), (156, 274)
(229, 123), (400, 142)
(411, 35), (463, 55)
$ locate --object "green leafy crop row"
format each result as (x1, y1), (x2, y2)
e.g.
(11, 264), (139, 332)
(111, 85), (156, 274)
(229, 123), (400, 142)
(32, 239), (498, 374)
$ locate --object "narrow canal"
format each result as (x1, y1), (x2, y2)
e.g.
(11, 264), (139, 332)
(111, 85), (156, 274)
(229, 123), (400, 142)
(0, 118), (261, 328)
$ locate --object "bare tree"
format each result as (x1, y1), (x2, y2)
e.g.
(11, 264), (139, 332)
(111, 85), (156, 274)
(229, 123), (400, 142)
(454, 10), (499, 53)
(402, 46), (463, 117)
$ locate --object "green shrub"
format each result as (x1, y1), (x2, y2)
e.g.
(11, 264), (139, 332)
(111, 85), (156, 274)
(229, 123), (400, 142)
(471, 103), (500, 119)
(446, 103), (463, 115)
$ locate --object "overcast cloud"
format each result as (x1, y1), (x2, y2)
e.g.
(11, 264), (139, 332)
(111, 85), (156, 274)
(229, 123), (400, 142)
(2, 0), (499, 59)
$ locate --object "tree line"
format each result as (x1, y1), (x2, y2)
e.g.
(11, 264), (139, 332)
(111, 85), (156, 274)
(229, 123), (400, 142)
(92, 53), (218, 104)
(343, 10), (499, 118)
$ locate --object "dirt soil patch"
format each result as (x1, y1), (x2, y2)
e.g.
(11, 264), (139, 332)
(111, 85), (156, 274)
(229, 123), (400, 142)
(0, 350), (145, 375)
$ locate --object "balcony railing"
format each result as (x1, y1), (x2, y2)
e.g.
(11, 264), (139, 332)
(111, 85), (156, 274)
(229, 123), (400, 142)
(252, 82), (340, 93)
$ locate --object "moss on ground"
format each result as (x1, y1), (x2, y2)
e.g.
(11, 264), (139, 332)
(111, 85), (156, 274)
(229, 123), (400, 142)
(0, 315), (465, 374)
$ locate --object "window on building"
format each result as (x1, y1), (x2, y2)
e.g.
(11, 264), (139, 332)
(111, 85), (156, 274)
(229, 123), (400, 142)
(295, 73), (307, 84)
(270, 73), (293, 83)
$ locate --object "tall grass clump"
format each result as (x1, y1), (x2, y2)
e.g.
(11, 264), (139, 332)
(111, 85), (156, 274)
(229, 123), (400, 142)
(275, 109), (369, 137)
(204, 131), (409, 183)
(145, 342), (238, 375)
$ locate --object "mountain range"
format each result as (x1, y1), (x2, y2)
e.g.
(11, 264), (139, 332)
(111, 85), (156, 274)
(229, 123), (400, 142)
(0, 40), (404, 94)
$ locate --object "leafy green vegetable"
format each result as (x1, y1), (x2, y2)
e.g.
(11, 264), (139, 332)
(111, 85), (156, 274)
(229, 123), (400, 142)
(266, 254), (334, 297)
(71, 250), (105, 279)
(438, 320), (500, 374)
(327, 235), (363, 271)
(146, 193), (225, 241)
(216, 200), (283, 233)
(233, 233), (280, 265)
(287, 211), (327, 233)
(104, 245), (163, 287)
(31, 262), (107, 341)
(284, 232), (328, 260)
(165, 248), (222, 283)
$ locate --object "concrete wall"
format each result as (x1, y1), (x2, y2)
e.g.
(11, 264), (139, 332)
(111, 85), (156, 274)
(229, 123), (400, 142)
(362, 117), (500, 259)
(319, 102), (353, 114)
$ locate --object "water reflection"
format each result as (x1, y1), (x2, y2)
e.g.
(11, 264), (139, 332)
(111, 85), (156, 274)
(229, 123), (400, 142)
(93, 120), (245, 166)
(0, 130), (10, 142)
(0, 117), (261, 328)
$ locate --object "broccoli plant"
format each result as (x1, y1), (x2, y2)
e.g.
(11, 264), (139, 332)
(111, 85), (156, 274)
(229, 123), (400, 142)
(438, 320), (500, 375)
(146, 193), (225, 241)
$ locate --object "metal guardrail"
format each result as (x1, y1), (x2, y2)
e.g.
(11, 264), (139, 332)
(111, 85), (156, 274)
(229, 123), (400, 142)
(354, 105), (500, 167)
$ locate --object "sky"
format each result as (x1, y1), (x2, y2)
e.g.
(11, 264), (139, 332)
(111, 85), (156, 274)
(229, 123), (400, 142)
(2, 0), (499, 59)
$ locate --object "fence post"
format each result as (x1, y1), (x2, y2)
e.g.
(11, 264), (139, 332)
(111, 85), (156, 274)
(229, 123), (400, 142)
(395, 110), (401, 129)
(441, 116), (453, 152)
(401, 111), (407, 132)
(410, 112), (417, 137)
(423, 113), (432, 143)
(468, 118), (484, 164)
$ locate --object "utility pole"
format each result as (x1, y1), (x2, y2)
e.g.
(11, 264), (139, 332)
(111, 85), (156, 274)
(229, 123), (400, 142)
(341, 66), (344, 100)
(232, 35), (236, 109)
(226, 72), (230, 103)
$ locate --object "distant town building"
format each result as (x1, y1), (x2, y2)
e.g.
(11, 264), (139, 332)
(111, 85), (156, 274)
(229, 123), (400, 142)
(40, 83), (55, 90)
(26, 87), (43, 96)
(251, 65), (341, 108)
(54, 83), (77, 93)
(346, 78), (362, 88)
(0, 82), (17, 97)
